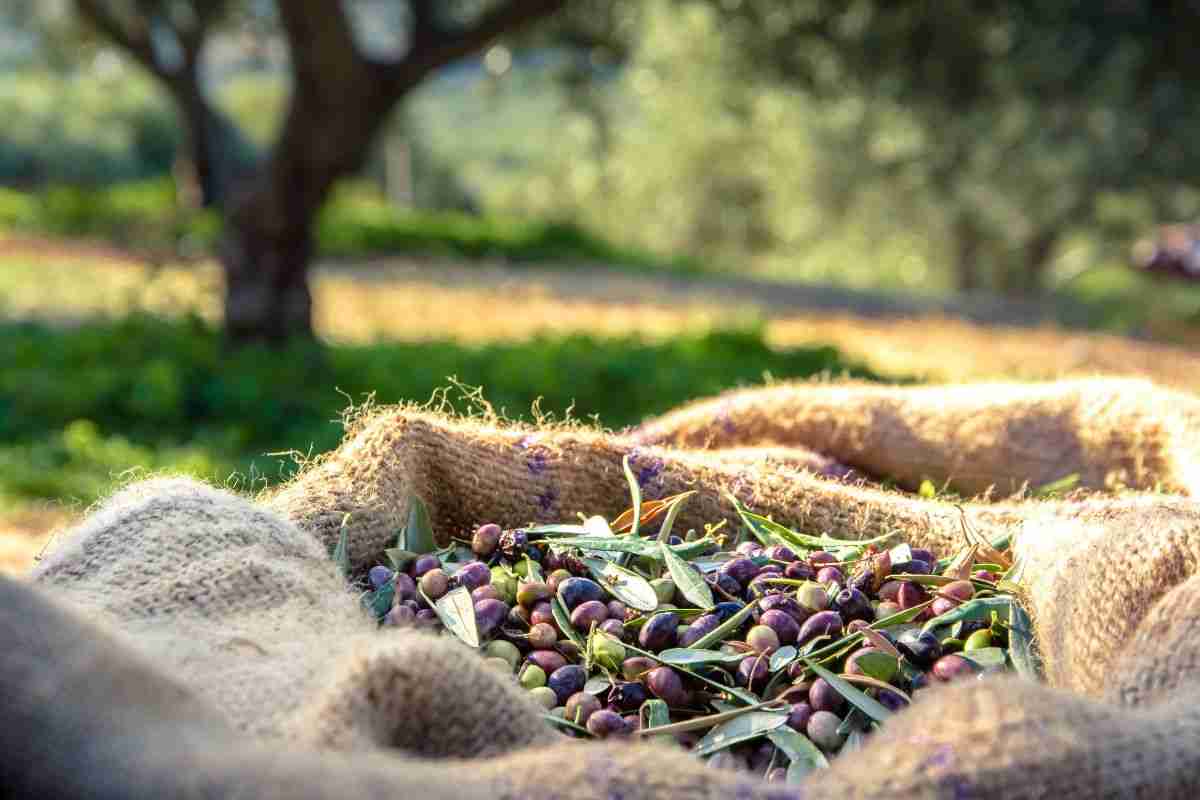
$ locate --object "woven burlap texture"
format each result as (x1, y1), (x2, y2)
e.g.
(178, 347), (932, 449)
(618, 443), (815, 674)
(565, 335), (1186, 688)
(11, 377), (1200, 799)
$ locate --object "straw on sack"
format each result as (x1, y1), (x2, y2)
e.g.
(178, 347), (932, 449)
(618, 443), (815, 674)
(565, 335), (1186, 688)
(13, 378), (1200, 800)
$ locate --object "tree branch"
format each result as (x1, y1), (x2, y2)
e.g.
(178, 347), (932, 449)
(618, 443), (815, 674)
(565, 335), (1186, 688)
(373, 0), (567, 89)
(74, 0), (159, 75)
(277, 0), (368, 99)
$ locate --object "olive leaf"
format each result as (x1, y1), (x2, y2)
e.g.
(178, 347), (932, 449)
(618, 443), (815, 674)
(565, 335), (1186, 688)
(859, 627), (902, 659)
(366, 582), (395, 620)
(657, 648), (747, 666)
(622, 639), (760, 706)
(656, 491), (696, 543)
(803, 660), (892, 723)
(838, 673), (910, 703)
(660, 540), (714, 610)
(584, 675), (612, 695)
(850, 650), (900, 684)
(1033, 472), (1080, 497)
(692, 711), (789, 757)
(423, 586), (479, 649)
(542, 535), (716, 559)
(728, 495), (895, 551)
(402, 495), (436, 555)
(922, 596), (1013, 634)
(959, 646), (1008, 670)
(691, 600), (757, 650)
(520, 555), (544, 583)
(1008, 600), (1043, 679)
(580, 515), (622, 562)
(836, 707), (872, 736)
(542, 714), (593, 737)
(384, 547), (417, 573)
(639, 699), (673, 742)
(524, 523), (591, 535)
(769, 645), (797, 672)
(621, 454), (643, 539)
(551, 596), (586, 649)
(768, 726), (829, 780)
(333, 515), (351, 579)
(582, 556), (658, 611)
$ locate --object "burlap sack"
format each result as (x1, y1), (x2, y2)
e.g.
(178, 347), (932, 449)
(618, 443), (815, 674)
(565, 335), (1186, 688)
(10, 377), (1200, 799)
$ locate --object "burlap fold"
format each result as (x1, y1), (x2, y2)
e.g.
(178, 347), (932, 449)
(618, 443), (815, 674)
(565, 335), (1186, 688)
(11, 377), (1200, 799)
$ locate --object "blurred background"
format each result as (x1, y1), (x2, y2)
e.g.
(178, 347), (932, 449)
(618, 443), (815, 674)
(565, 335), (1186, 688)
(5, 0), (1200, 569)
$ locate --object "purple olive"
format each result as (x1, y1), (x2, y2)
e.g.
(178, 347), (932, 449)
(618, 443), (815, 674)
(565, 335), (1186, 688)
(456, 562), (492, 592)
(622, 656), (658, 681)
(720, 557), (760, 585)
(931, 597), (958, 617)
(609, 681), (649, 712)
(558, 577), (606, 611)
(972, 569), (998, 582)
(710, 572), (742, 597)
(528, 622), (558, 650)
(530, 601), (556, 628)
(758, 564), (783, 576)
(412, 554), (440, 578)
(896, 629), (942, 668)
(758, 594), (808, 625)
(807, 710), (846, 752)
(785, 561), (815, 580)
(679, 614), (721, 647)
(876, 688), (908, 711)
(942, 580), (976, 602)
(570, 600), (609, 632)
(472, 523), (502, 557)
(797, 610), (844, 646)
(897, 581), (929, 610)
(786, 701), (813, 731)
(546, 569), (573, 592)
(587, 709), (628, 738)
(764, 544), (797, 562)
(548, 665), (588, 705)
(565, 691), (602, 725)
(737, 655), (769, 688)
(393, 572), (417, 603)
(846, 619), (871, 634)
(369, 565), (394, 590)
(471, 585), (501, 603)
(474, 599), (509, 637)
(932, 654), (978, 683)
(638, 611), (680, 651)
(808, 678), (845, 713)
(809, 551), (837, 566)
(759, 609), (801, 644)
(415, 608), (438, 625)
(384, 605), (415, 626)
(508, 605), (531, 627)
(736, 542), (763, 557)
(527, 650), (567, 675)
(517, 581), (553, 609)
(599, 619), (626, 640)
(816, 566), (844, 586)
(607, 600), (628, 620)
(646, 666), (689, 706)
(911, 548), (936, 564)
(833, 587), (873, 622)
(878, 581), (903, 602)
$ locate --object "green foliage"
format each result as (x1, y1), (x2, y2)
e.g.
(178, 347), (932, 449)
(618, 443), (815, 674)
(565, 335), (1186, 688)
(0, 314), (883, 505)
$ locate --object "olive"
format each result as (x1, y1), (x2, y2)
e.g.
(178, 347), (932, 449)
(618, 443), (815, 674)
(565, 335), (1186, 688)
(414, 608), (438, 625)
(457, 562), (492, 593)
(391, 572), (417, 603)
(758, 594), (810, 626)
(875, 601), (902, 620)
(368, 565), (393, 590)
(713, 601), (746, 622)
(419, 569), (449, 600)
(565, 692), (602, 725)
(876, 688), (908, 712)
(759, 609), (801, 644)
(796, 582), (831, 614)
(846, 647), (898, 683)
(607, 600), (628, 620)
(411, 554), (441, 578)
(592, 632), (626, 671)
(587, 709), (628, 738)
(474, 599), (509, 638)
(489, 568), (517, 604)
(528, 686), (558, 709)
(484, 639), (521, 670)
(932, 654), (979, 682)
(833, 587), (874, 622)
(736, 542), (763, 557)
(895, 629), (942, 668)
(710, 572), (742, 597)
(471, 585), (501, 603)
(786, 701), (813, 732)
(846, 619), (871, 634)
(529, 601), (556, 628)
(910, 548), (936, 564)
(764, 544), (797, 562)
(679, 614), (721, 647)
(638, 611), (680, 651)
(570, 600), (609, 632)
(720, 557), (760, 585)
(964, 629), (992, 651)
(784, 561), (815, 580)
(797, 610), (844, 646)
(557, 577), (606, 611)
(650, 578), (677, 605)
(546, 569), (574, 593)
(746, 624), (781, 653)
(547, 664), (588, 705)
(809, 551), (837, 566)
(807, 710), (846, 752)
(609, 681), (649, 712)
(808, 678), (845, 713)
(758, 564), (783, 576)
(517, 581), (553, 609)
(941, 637), (964, 653)
(384, 606), (415, 626)
(558, 640), (583, 660)
(972, 569), (998, 582)
(508, 605), (531, 628)
(646, 666), (689, 706)
(472, 523), (502, 557)
(897, 581), (929, 610)
(942, 580), (975, 602)
(816, 566), (844, 587)
(519, 664), (547, 689)
(599, 619), (626, 640)
(931, 597), (959, 617)
(877, 581), (903, 602)
(736, 655), (769, 688)
(526, 650), (567, 675)
(621, 656), (658, 681)
(528, 622), (558, 650)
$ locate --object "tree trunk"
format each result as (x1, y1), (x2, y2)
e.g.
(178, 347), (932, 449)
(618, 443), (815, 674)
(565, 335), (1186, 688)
(221, 209), (315, 343)
(953, 216), (985, 292)
(172, 79), (257, 210)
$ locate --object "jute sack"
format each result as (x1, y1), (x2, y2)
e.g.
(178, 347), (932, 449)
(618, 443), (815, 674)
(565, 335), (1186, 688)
(8, 377), (1200, 799)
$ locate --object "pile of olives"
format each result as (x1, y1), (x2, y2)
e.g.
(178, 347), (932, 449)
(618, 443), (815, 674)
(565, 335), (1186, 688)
(361, 500), (1029, 783)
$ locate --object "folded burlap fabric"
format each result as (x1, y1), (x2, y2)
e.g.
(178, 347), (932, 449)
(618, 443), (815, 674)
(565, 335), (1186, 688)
(8, 377), (1200, 799)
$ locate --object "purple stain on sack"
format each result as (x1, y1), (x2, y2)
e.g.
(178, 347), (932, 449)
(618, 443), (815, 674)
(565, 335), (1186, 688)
(536, 486), (558, 517)
(715, 400), (738, 435)
(627, 448), (665, 491)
